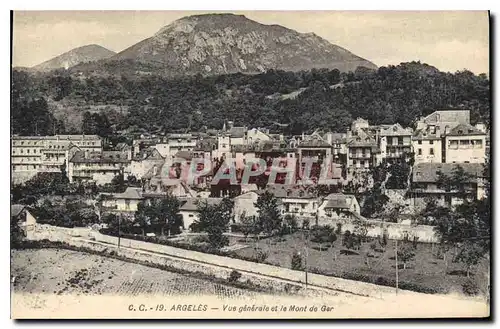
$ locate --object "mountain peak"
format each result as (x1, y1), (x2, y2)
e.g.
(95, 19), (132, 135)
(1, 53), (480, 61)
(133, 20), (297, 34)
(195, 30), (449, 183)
(78, 14), (377, 76)
(33, 44), (116, 71)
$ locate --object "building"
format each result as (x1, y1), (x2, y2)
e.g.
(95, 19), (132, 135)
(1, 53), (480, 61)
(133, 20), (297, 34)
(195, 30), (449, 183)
(233, 191), (260, 223)
(11, 204), (37, 239)
(317, 193), (361, 225)
(166, 133), (197, 155)
(412, 125), (442, 164)
(99, 187), (144, 220)
(377, 123), (413, 163)
(266, 185), (318, 220)
(68, 150), (131, 185)
(246, 128), (272, 145)
(323, 132), (348, 165)
(443, 124), (486, 164)
(128, 147), (165, 180)
(297, 134), (332, 167)
(11, 135), (102, 184)
(346, 132), (378, 171)
(179, 197), (223, 231)
(415, 109), (471, 132)
(409, 162), (485, 211)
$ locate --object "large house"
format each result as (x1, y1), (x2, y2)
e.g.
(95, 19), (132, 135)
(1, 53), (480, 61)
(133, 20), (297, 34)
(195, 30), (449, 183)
(317, 193), (361, 225)
(68, 150), (131, 185)
(11, 135), (102, 184)
(377, 123), (413, 163)
(412, 125), (443, 164)
(443, 124), (486, 164)
(412, 109), (486, 164)
(178, 197), (224, 231)
(266, 185), (318, 220)
(99, 187), (144, 220)
(409, 162), (485, 211)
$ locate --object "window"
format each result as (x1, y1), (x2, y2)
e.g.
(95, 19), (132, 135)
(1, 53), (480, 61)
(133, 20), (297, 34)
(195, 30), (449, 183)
(418, 149), (422, 156)
(449, 140), (459, 149)
(429, 140), (434, 145)
(418, 140), (422, 145)
(429, 148), (434, 155)
(360, 160), (365, 166)
(27, 149), (30, 154)
(353, 160), (357, 165)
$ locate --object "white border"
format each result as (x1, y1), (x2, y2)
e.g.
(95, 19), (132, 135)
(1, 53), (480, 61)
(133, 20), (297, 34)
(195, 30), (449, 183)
(2, 1), (497, 328)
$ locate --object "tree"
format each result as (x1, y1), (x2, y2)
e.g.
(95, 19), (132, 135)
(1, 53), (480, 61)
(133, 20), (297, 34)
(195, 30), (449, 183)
(284, 214), (299, 234)
(135, 201), (152, 237)
(111, 173), (125, 193)
(397, 243), (416, 270)
(254, 191), (282, 238)
(148, 195), (182, 236)
(291, 251), (304, 270)
(194, 198), (234, 249)
(239, 213), (261, 243)
(454, 241), (484, 278)
(310, 225), (337, 251)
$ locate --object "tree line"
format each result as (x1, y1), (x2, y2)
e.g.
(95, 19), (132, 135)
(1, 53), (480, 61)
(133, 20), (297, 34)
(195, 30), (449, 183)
(12, 61), (490, 136)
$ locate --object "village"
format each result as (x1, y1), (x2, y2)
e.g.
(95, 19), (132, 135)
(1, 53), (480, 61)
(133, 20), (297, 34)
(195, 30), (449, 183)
(10, 107), (491, 299)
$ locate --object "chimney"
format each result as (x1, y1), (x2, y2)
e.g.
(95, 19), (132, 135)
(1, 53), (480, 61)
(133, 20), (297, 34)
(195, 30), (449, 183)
(227, 121), (234, 130)
(435, 125), (441, 138)
(347, 128), (352, 138)
(444, 126), (450, 135)
(475, 123), (486, 133)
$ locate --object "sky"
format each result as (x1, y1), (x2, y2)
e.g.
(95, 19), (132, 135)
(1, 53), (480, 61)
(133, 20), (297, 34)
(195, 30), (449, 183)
(12, 10), (490, 74)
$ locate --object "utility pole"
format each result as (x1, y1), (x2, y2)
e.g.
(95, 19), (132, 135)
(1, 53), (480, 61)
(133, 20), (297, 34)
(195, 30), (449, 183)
(117, 215), (121, 250)
(305, 229), (309, 288)
(395, 238), (399, 295)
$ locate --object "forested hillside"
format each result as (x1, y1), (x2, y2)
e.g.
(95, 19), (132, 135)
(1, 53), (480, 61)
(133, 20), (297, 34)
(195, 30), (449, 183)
(11, 61), (490, 136)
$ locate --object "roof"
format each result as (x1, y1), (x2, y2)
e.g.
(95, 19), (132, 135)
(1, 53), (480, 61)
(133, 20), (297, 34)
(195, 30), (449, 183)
(347, 136), (377, 148)
(133, 147), (163, 161)
(264, 185), (317, 199)
(298, 136), (331, 148)
(179, 198), (223, 211)
(70, 150), (130, 164)
(11, 204), (25, 218)
(228, 127), (247, 138)
(174, 150), (196, 161)
(113, 187), (143, 200)
(378, 123), (413, 136)
(322, 193), (354, 209)
(447, 123), (485, 136)
(11, 134), (101, 141)
(412, 163), (485, 183)
(412, 128), (442, 140)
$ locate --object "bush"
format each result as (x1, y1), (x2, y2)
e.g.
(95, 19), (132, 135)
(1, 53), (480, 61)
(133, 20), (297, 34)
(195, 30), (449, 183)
(335, 223), (342, 235)
(462, 279), (480, 296)
(255, 250), (269, 263)
(291, 252), (304, 271)
(228, 270), (242, 283)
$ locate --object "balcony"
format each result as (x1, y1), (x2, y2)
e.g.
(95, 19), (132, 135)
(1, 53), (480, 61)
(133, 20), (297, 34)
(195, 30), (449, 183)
(349, 153), (371, 159)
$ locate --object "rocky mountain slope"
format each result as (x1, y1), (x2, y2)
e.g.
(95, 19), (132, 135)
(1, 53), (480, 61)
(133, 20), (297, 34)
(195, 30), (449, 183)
(32, 44), (116, 71)
(74, 13), (376, 76)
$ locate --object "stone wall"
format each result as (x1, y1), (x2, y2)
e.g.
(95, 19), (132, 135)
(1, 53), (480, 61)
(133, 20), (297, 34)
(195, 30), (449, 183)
(317, 217), (439, 243)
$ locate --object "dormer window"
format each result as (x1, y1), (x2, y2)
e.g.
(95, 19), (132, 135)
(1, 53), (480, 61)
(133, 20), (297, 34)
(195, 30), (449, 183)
(458, 130), (463, 134)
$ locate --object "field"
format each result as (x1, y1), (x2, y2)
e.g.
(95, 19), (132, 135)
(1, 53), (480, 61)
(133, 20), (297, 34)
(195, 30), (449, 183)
(11, 248), (259, 299)
(232, 232), (490, 295)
